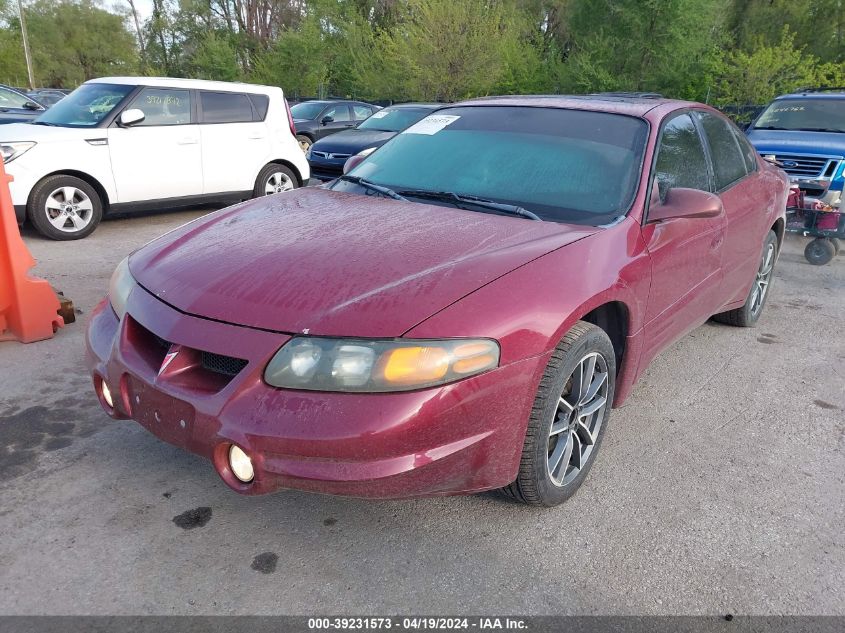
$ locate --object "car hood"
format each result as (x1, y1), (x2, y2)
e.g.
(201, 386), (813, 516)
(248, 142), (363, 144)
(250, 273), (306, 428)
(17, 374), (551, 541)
(130, 187), (598, 337)
(311, 129), (396, 154)
(0, 122), (93, 142)
(746, 129), (845, 158)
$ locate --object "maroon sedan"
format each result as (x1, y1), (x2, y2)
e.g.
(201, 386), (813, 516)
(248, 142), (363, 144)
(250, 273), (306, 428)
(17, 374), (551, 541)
(85, 96), (788, 506)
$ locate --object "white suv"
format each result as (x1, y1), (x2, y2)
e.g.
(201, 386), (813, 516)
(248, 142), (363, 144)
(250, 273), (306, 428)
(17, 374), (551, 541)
(0, 77), (309, 240)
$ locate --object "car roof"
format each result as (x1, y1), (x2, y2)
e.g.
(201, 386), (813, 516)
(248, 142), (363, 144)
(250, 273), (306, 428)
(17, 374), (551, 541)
(776, 89), (845, 100)
(385, 102), (442, 109)
(86, 76), (280, 95)
(452, 94), (698, 117)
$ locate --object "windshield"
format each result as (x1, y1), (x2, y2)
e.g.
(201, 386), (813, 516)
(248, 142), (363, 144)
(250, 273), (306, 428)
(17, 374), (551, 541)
(358, 107), (435, 132)
(753, 98), (845, 132)
(290, 102), (325, 120)
(34, 83), (134, 127)
(332, 106), (649, 225)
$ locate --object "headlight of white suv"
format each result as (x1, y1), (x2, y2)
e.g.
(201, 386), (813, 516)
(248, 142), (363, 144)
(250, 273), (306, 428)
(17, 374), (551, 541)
(0, 141), (36, 164)
(108, 257), (136, 320)
(265, 337), (500, 392)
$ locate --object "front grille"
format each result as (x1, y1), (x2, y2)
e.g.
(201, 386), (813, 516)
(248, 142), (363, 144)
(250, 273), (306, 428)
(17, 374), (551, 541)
(201, 351), (248, 377)
(311, 150), (352, 160)
(774, 154), (838, 178)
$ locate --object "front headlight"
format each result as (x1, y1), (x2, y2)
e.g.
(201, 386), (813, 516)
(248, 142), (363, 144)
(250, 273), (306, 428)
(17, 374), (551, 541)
(108, 257), (136, 320)
(264, 337), (500, 392)
(0, 141), (36, 164)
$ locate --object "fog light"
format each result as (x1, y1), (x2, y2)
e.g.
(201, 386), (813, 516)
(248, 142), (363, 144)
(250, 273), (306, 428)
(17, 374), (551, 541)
(101, 381), (114, 408)
(229, 445), (254, 483)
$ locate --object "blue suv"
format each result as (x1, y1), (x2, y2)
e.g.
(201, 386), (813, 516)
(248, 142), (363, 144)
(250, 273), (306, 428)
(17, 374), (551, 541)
(746, 88), (845, 205)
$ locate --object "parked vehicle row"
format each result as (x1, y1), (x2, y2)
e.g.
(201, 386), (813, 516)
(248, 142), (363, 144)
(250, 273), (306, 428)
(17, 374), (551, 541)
(1, 77), (308, 239)
(85, 94), (788, 507)
(306, 103), (440, 181)
(0, 84), (46, 124)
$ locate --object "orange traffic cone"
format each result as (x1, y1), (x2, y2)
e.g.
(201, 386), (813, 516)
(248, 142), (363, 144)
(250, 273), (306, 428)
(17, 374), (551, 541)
(0, 156), (64, 343)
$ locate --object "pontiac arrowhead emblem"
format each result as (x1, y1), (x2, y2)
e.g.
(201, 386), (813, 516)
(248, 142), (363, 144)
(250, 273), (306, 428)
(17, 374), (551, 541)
(159, 350), (178, 376)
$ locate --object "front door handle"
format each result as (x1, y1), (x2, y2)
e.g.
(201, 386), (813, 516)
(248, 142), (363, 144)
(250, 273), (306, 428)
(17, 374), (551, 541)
(177, 137), (198, 145)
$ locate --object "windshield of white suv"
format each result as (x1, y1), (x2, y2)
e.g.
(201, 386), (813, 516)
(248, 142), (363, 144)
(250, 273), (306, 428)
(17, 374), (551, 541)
(290, 102), (326, 120)
(331, 106), (649, 226)
(33, 83), (135, 127)
(753, 98), (845, 133)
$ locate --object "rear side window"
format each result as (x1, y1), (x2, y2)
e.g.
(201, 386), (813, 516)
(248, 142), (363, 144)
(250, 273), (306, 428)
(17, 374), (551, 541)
(353, 104), (373, 120)
(201, 91), (254, 123)
(653, 113), (712, 193)
(731, 126), (759, 173)
(248, 93), (269, 120)
(697, 111), (748, 189)
(127, 88), (191, 126)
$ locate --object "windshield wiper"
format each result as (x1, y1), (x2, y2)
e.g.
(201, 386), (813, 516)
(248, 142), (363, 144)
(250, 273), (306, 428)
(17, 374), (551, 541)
(753, 126), (789, 131)
(336, 174), (407, 201)
(796, 127), (845, 133)
(31, 121), (57, 126)
(398, 189), (542, 221)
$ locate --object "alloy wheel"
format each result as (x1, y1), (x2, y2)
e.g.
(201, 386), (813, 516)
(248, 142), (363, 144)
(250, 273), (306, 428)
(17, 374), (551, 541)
(749, 242), (775, 316)
(547, 352), (609, 487)
(264, 172), (294, 195)
(44, 186), (94, 233)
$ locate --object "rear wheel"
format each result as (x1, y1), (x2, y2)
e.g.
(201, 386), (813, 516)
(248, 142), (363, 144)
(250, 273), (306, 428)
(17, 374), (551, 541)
(713, 230), (778, 327)
(804, 238), (836, 266)
(27, 174), (102, 240)
(501, 322), (615, 507)
(253, 164), (298, 198)
(828, 237), (841, 256)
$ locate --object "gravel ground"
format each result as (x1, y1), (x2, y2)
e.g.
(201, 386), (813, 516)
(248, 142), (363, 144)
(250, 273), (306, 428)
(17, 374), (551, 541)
(0, 209), (843, 615)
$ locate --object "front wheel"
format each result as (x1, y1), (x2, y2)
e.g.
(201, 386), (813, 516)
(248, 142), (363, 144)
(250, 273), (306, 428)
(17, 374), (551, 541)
(253, 164), (298, 198)
(501, 321), (616, 507)
(27, 174), (103, 240)
(712, 229), (778, 327)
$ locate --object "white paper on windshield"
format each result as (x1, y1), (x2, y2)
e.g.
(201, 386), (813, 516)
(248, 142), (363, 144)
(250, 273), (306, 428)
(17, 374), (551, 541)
(370, 110), (389, 118)
(403, 114), (460, 135)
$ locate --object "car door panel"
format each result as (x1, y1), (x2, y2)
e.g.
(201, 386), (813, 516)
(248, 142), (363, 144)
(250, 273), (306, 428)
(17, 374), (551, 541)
(316, 104), (354, 140)
(107, 87), (202, 203)
(198, 91), (268, 194)
(640, 112), (727, 366)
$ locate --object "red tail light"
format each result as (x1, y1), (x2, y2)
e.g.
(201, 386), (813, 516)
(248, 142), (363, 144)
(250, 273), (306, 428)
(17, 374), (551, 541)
(284, 98), (296, 137)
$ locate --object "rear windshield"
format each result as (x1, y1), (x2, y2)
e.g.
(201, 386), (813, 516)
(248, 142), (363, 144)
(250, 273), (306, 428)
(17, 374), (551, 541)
(753, 98), (845, 133)
(335, 106), (649, 225)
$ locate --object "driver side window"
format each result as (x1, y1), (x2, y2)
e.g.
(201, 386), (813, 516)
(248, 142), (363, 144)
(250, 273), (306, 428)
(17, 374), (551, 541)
(653, 113), (712, 198)
(322, 104), (351, 122)
(0, 86), (29, 109)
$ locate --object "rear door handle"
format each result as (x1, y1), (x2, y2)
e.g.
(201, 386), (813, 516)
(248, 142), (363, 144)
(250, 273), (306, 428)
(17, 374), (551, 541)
(177, 137), (198, 145)
(247, 134), (266, 140)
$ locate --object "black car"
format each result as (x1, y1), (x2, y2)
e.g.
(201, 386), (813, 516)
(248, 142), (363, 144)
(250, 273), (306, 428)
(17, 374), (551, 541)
(307, 103), (441, 181)
(0, 84), (46, 124)
(290, 100), (381, 151)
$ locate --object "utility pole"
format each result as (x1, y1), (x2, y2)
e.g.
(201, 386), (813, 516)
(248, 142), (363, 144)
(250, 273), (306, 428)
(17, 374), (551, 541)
(17, 0), (34, 89)
(127, 0), (147, 70)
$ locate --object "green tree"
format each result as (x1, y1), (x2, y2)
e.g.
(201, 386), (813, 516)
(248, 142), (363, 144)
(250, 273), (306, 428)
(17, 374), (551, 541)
(21, 0), (138, 87)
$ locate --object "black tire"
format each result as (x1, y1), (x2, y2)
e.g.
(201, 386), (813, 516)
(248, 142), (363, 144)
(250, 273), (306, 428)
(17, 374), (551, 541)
(804, 238), (836, 266)
(829, 237), (841, 256)
(252, 163), (299, 198)
(501, 321), (616, 507)
(27, 174), (103, 241)
(295, 134), (312, 152)
(713, 230), (778, 327)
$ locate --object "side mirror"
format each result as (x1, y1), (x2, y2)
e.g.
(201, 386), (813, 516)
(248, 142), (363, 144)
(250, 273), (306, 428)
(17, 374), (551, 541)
(649, 187), (723, 222)
(23, 101), (42, 111)
(118, 108), (145, 127)
(343, 154), (367, 174)
(321, 115), (334, 125)
(342, 147), (377, 174)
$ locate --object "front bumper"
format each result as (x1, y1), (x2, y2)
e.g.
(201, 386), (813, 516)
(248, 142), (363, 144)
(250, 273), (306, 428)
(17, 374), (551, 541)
(84, 286), (543, 498)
